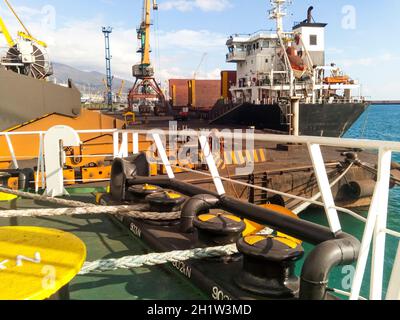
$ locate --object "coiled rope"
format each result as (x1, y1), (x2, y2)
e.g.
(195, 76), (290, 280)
(79, 244), (238, 275)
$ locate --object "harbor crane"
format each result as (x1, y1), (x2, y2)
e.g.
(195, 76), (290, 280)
(128, 0), (167, 116)
(0, 0), (52, 79)
(193, 53), (208, 79)
(116, 80), (125, 103)
(102, 26), (113, 110)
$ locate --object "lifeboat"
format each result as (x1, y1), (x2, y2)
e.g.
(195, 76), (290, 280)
(286, 47), (307, 79)
(324, 75), (351, 84)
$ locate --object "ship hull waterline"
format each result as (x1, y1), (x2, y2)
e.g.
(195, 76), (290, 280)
(212, 102), (369, 138)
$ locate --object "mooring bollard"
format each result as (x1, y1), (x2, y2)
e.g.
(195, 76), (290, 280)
(0, 226), (86, 300)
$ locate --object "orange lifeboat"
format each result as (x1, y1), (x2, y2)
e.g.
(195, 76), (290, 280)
(324, 76), (351, 84)
(286, 47), (307, 79)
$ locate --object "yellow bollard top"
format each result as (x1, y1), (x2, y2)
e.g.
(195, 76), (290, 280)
(0, 227), (86, 300)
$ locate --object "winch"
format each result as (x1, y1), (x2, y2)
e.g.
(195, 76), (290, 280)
(234, 234), (304, 299)
(146, 191), (186, 213)
(194, 213), (246, 245)
(128, 184), (163, 201)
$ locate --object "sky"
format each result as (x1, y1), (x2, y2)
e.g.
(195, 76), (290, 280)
(0, 0), (399, 99)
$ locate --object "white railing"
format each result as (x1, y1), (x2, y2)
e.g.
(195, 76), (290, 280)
(1, 127), (400, 300)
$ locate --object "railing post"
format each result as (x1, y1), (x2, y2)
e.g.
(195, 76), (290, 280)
(113, 132), (128, 158)
(350, 147), (392, 300)
(199, 135), (226, 196)
(153, 133), (175, 179)
(35, 133), (44, 193)
(132, 132), (139, 154)
(307, 143), (342, 233)
(370, 148), (392, 300)
(386, 242), (400, 300)
(5, 133), (18, 169)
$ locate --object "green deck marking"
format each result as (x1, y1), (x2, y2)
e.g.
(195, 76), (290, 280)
(0, 197), (207, 300)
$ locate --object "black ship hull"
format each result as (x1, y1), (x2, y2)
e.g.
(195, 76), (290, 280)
(212, 102), (369, 137)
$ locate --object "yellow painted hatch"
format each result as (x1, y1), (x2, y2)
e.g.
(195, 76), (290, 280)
(0, 227), (86, 300)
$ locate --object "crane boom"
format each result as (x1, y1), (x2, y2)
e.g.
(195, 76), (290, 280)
(140, 0), (158, 67)
(0, 16), (15, 47)
(193, 53), (208, 79)
(4, 0), (31, 36)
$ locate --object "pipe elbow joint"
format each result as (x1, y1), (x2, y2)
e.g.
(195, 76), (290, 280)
(180, 194), (220, 233)
(299, 233), (360, 300)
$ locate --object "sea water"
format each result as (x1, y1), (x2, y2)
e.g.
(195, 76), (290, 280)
(299, 104), (400, 299)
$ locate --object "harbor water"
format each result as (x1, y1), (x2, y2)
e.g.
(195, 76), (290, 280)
(299, 104), (400, 299)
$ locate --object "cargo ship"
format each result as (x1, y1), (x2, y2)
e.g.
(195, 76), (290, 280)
(209, 1), (369, 137)
(0, 0), (399, 303)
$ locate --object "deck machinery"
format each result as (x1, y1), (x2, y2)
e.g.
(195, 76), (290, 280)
(128, 0), (167, 116)
(0, 0), (53, 79)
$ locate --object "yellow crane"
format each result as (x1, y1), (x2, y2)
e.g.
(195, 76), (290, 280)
(0, 0), (51, 79)
(139, 0), (158, 70)
(116, 80), (125, 102)
(128, 0), (168, 115)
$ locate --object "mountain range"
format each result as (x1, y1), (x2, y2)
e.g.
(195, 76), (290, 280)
(50, 62), (134, 95)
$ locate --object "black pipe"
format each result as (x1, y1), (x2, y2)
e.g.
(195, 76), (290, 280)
(117, 174), (360, 300)
(307, 6), (314, 23)
(218, 196), (337, 245)
(180, 194), (220, 233)
(125, 177), (337, 244)
(126, 177), (220, 199)
(299, 233), (360, 300)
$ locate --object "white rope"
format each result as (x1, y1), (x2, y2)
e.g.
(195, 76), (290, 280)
(170, 163), (367, 221)
(79, 244), (238, 274)
(293, 163), (354, 214)
(0, 205), (181, 220)
(330, 288), (367, 301)
(0, 186), (96, 208)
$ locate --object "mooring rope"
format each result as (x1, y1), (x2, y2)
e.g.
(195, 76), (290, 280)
(0, 205), (181, 220)
(0, 186), (96, 208)
(79, 244), (238, 275)
(170, 163), (367, 221)
(293, 163), (354, 214)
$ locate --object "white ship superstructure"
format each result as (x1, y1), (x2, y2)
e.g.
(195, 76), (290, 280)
(226, 1), (363, 106)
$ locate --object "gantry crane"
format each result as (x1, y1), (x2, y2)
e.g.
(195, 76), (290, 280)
(128, 0), (167, 116)
(0, 0), (52, 79)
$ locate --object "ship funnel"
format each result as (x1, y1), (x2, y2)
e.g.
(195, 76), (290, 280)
(307, 6), (314, 23)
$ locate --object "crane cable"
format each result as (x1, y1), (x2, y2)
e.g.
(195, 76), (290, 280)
(3, 0), (31, 36)
(154, 7), (161, 78)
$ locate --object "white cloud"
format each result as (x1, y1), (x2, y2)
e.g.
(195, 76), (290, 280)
(159, 0), (232, 12)
(0, 4), (228, 84)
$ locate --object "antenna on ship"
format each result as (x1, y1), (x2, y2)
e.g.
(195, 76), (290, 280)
(269, 0), (292, 33)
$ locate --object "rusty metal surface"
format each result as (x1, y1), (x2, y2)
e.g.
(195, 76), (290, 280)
(0, 67), (81, 131)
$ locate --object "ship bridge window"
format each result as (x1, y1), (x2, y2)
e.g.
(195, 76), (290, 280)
(310, 35), (318, 46)
(262, 40), (270, 48)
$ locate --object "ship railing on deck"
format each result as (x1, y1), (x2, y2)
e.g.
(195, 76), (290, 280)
(0, 128), (400, 300)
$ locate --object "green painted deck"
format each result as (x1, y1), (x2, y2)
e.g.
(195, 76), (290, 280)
(0, 194), (207, 300)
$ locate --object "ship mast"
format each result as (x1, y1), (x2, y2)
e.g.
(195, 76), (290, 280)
(269, 0), (291, 33)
